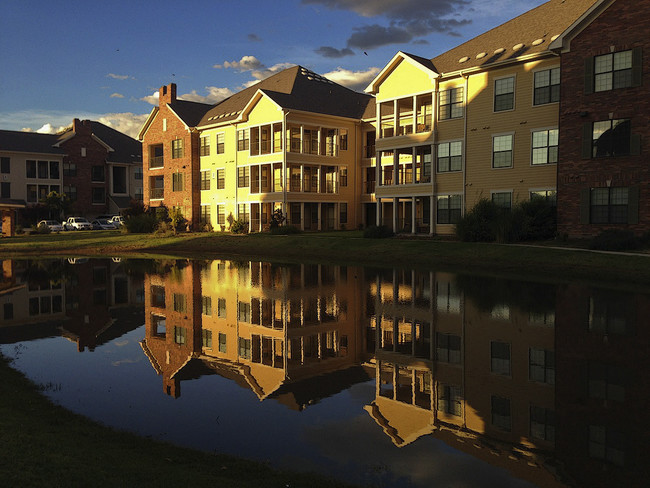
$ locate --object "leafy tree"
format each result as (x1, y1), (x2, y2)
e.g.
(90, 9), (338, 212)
(41, 191), (71, 220)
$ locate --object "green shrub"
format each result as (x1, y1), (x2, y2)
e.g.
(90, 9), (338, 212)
(230, 219), (249, 234)
(270, 225), (300, 235)
(124, 213), (158, 234)
(455, 199), (501, 242)
(169, 208), (187, 234)
(589, 229), (643, 251)
(363, 225), (394, 238)
(35, 222), (51, 234)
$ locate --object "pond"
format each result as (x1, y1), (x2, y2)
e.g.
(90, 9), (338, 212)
(0, 257), (647, 487)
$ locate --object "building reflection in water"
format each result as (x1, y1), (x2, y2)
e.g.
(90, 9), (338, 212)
(0, 258), (144, 350)
(3, 256), (649, 487)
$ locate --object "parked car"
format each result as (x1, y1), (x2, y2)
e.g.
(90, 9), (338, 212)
(37, 220), (64, 232)
(91, 219), (117, 230)
(109, 215), (125, 227)
(62, 217), (93, 231)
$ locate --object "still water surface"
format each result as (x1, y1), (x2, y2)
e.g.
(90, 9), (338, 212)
(0, 258), (647, 487)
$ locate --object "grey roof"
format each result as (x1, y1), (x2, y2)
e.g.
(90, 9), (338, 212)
(198, 65), (373, 127)
(109, 195), (134, 210)
(0, 130), (64, 156)
(169, 100), (213, 127)
(56, 121), (142, 163)
(429, 0), (599, 74)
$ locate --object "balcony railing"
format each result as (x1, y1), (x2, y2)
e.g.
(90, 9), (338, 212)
(150, 188), (164, 199)
(149, 156), (164, 169)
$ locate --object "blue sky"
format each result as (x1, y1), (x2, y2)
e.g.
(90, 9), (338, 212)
(0, 0), (543, 138)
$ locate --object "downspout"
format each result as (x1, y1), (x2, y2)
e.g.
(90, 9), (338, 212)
(461, 71), (469, 216)
(283, 111), (289, 219)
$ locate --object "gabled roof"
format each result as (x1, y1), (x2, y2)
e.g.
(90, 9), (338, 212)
(0, 130), (65, 156)
(430, 0), (599, 75)
(549, 0), (614, 52)
(365, 51), (440, 95)
(198, 65), (373, 127)
(169, 99), (213, 127)
(57, 120), (142, 163)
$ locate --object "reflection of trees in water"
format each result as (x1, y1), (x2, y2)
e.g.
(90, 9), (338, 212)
(122, 258), (189, 281)
(455, 274), (557, 315)
(22, 259), (68, 287)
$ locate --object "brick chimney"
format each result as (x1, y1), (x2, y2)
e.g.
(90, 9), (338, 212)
(159, 83), (177, 105)
(72, 118), (92, 135)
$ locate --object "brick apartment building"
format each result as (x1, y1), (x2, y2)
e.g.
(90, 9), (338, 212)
(554, 0), (650, 237)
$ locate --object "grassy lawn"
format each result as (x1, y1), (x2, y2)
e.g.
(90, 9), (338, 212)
(2, 230), (650, 287)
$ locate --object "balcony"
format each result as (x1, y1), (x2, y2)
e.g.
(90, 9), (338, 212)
(150, 188), (164, 200)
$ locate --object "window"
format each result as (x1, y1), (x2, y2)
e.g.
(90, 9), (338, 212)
(217, 298), (226, 318)
(1, 157), (9, 173)
(493, 134), (513, 168)
(199, 205), (211, 225)
(238, 337), (251, 359)
(26, 184), (37, 202)
(3, 303), (13, 320)
(135, 167), (143, 180)
(589, 362), (626, 403)
(590, 187), (629, 224)
(594, 50), (634, 92)
(216, 205), (225, 226)
(437, 141), (462, 172)
(149, 176), (164, 199)
(339, 168), (348, 187)
(237, 204), (249, 223)
(436, 195), (462, 224)
(238, 301), (251, 322)
(218, 332), (227, 353)
(494, 77), (515, 111)
(149, 144), (164, 168)
(532, 129), (558, 165)
(530, 190), (557, 206)
(26, 160), (36, 178)
(530, 406), (555, 443)
(589, 425), (625, 467)
(63, 185), (77, 201)
(216, 169), (225, 189)
(237, 129), (249, 151)
(174, 326), (186, 345)
(112, 166), (127, 194)
(150, 285), (165, 307)
(437, 384), (462, 416)
(237, 167), (249, 188)
(173, 293), (187, 313)
(591, 119), (632, 157)
(436, 279), (461, 313)
(202, 296), (212, 315)
(200, 170), (210, 190)
(340, 129), (348, 150)
(534, 68), (560, 105)
(202, 329), (212, 348)
(37, 160), (48, 179)
(439, 87), (464, 119)
(172, 172), (184, 192)
(436, 332), (461, 363)
(200, 136), (210, 156)
(171, 138), (184, 159)
(491, 396), (511, 431)
(81, 147), (87, 157)
(49, 161), (60, 179)
(529, 348), (555, 384)
(92, 187), (105, 204)
(91, 165), (105, 182)
(0, 182), (10, 198)
(340, 203), (348, 224)
(492, 191), (512, 209)
(491, 341), (511, 376)
(63, 162), (76, 177)
(216, 133), (225, 154)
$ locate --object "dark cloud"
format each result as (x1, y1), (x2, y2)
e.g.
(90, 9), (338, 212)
(347, 24), (413, 50)
(315, 46), (355, 58)
(248, 33), (262, 42)
(303, 0), (472, 49)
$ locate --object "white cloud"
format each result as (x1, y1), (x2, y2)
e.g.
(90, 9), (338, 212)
(215, 55), (295, 87)
(33, 123), (69, 134)
(322, 66), (381, 91)
(140, 91), (159, 105)
(107, 73), (132, 80)
(179, 86), (234, 104)
(214, 55), (264, 71)
(110, 92), (125, 98)
(96, 113), (150, 138)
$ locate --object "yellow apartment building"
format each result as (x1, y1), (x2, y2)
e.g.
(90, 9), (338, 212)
(364, 0), (598, 235)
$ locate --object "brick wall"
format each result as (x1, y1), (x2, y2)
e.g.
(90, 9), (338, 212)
(142, 84), (200, 228)
(59, 119), (110, 216)
(558, 0), (650, 237)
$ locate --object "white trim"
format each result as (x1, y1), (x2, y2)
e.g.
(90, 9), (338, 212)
(365, 51), (439, 94)
(491, 132), (515, 169)
(531, 65), (560, 107)
(493, 74), (517, 114)
(530, 127), (559, 167)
